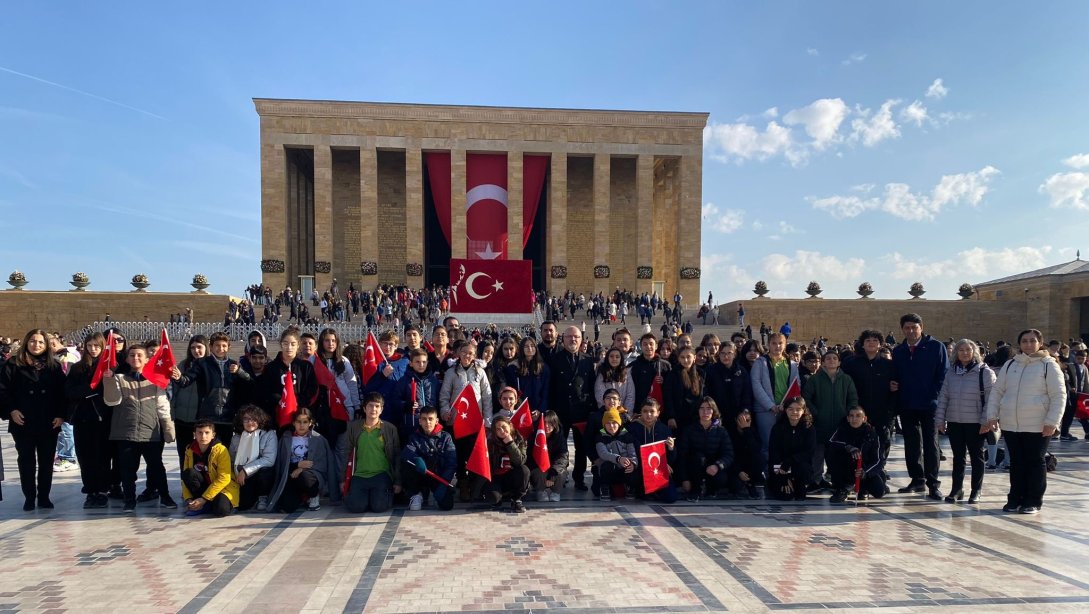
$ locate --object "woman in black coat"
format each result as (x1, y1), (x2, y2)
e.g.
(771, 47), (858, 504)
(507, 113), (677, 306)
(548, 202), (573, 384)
(65, 332), (116, 508)
(677, 397), (733, 501)
(767, 395), (817, 501)
(258, 330), (317, 429)
(0, 329), (67, 510)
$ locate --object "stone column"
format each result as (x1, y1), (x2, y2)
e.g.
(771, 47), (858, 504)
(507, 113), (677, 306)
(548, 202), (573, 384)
(359, 138), (378, 285)
(548, 152), (568, 294)
(313, 143), (333, 291)
(260, 140), (288, 289)
(405, 143), (424, 284)
(507, 151), (524, 260)
(678, 152), (702, 307)
(636, 154), (654, 294)
(593, 153), (611, 295)
(451, 148), (467, 259)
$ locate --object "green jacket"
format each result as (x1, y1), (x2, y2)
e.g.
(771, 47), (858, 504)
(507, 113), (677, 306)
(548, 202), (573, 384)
(802, 369), (858, 442)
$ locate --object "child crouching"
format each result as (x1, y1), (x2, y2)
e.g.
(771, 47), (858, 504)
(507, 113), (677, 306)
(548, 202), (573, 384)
(182, 419), (239, 517)
(402, 406), (457, 511)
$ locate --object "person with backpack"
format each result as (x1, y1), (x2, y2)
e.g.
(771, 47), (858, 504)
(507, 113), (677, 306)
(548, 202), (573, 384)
(935, 339), (995, 504)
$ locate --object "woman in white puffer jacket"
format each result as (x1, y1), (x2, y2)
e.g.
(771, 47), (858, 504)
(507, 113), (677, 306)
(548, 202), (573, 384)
(984, 329), (1066, 515)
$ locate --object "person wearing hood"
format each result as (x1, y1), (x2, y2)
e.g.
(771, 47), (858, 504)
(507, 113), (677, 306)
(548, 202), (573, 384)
(891, 313), (949, 500)
(984, 329), (1066, 515)
(826, 406), (885, 503)
(935, 339), (995, 504)
(240, 330), (267, 376)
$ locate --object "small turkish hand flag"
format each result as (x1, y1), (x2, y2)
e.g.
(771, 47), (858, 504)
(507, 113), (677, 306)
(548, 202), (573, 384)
(311, 356), (349, 422)
(1076, 392), (1089, 421)
(452, 384), (484, 439)
(784, 376), (801, 402)
(467, 424), (492, 482)
(511, 398), (533, 440)
(361, 331), (386, 386)
(640, 440), (669, 494)
(277, 371), (298, 428)
(342, 447), (356, 497)
(648, 377), (664, 407)
(142, 329), (176, 389)
(531, 414), (551, 473)
(90, 331), (119, 390)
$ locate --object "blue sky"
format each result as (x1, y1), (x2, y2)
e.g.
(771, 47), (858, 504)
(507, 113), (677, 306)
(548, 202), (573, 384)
(2, 2), (1088, 300)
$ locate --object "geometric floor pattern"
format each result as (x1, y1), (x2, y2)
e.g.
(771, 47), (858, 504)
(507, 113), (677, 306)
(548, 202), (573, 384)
(4, 432), (1089, 613)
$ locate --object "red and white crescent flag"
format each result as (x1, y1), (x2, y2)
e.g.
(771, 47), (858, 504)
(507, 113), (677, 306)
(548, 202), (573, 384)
(90, 331), (119, 390)
(511, 398), (533, 440)
(142, 329), (176, 389)
(467, 424), (492, 482)
(640, 440), (669, 494)
(361, 331), (386, 386)
(452, 384), (484, 439)
(1076, 392), (1089, 421)
(448, 258), (533, 314)
(465, 153), (508, 260)
(784, 376), (801, 401)
(311, 356), (349, 422)
(277, 372), (298, 428)
(531, 414), (551, 473)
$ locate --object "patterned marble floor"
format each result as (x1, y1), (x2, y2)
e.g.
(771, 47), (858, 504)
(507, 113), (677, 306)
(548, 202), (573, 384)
(3, 429), (1089, 613)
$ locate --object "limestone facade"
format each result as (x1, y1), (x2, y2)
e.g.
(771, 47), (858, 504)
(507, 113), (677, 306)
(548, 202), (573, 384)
(255, 99), (708, 298)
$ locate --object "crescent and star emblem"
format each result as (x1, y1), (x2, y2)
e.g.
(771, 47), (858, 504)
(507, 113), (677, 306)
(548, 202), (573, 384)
(535, 427), (548, 450)
(465, 272), (504, 300)
(647, 451), (662, 475)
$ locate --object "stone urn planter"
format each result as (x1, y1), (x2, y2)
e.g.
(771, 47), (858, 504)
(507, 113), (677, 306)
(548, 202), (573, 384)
(805, 281), (822, 298)
(958, 283), (975, 300)
(191, 274), (210, 293)
(131, 273), (150, 292)
(70, 272), (90, 291)
(753, 281), (769, 298)
(857, 282), (874, 299)
(7, 271), (27, 290)
(909, 282), (926, 299)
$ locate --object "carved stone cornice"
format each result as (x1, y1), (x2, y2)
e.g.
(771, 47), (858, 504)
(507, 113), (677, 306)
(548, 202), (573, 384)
(254, 99), (708, 130)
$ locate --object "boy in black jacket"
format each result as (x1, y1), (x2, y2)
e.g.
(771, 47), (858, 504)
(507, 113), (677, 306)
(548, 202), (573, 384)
(826, 406), (886, 503)
(401, 406), (456, 511)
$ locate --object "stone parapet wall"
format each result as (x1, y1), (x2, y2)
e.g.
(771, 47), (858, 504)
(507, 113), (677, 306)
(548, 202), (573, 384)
(0, 291), (231, 339)
(718, 298), (1027, 346)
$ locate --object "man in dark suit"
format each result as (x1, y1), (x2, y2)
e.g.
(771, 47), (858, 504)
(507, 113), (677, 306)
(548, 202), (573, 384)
(549, 325), (595, 491)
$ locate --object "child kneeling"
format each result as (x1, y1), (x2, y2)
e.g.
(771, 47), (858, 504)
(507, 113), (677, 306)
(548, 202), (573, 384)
(182, 419), (239, 517)
(483, 417), (530, 513)
(825, 406), (886, 503)
(402, 406), (457, 511)
(268, 408), (340, 512)
(344, 393), (402, 513)
(593, 409), (638, 501)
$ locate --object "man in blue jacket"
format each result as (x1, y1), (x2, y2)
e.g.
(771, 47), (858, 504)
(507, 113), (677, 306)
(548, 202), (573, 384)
(891, 313), (948, 500)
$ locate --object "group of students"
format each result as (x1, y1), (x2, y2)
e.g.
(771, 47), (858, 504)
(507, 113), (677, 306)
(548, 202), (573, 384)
(0, 309), (1070, 516)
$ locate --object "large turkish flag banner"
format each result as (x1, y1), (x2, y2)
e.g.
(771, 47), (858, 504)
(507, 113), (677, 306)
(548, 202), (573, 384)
(449, 258), (533, 314)
(466, 153), (508, 260)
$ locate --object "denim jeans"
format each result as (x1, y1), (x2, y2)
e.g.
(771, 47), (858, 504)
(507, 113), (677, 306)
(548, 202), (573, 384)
(56, 422), (77, 461)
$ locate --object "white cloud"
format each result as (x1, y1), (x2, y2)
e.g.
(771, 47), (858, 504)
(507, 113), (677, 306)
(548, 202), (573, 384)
(702, 202), (746, 233)
(703, 121), (799, 165)
(900, 100), (929, 127)
(701, 253), (754, 295)
(841, 52), (867, 66)
(811, 166), (1000, 221)
(925, 78), (949, 99)
(850, 99), (901, 146)
(762, 250), (864, 281)
(851, 183), (876, 193)
(806, 48), (819, 56)
(1063, 154), (1089, 169)
(751, 219), (764, 230)
(763, 107), (779, 119)
(883, 246), (1051, 280)
(1040, 171), (1089, 210)
(783, 98), (848, 150)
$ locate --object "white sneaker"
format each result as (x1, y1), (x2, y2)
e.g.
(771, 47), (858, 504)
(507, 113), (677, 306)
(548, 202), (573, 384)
(536, 490), (550, 502)
(256, 496), (268, 512)
(409, 494), (423, 511)
(549, 491), (561, 502)
(307, 496), (321, 511)
(55, 459), (76, 472)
